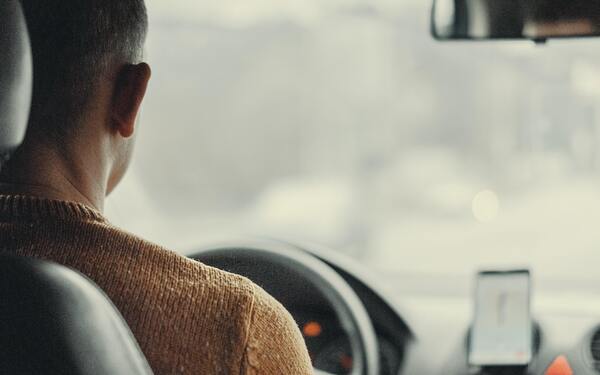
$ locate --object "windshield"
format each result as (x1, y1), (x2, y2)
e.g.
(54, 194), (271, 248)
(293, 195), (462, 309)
(106, 0), (600, 286)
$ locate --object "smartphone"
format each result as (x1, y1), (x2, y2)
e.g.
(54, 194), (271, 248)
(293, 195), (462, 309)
(468, 270), (532, 367)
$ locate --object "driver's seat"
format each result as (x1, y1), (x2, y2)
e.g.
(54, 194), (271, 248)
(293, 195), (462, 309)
(0, 2), (152, 374)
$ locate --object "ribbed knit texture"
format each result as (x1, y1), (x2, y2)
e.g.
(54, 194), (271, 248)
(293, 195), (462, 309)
(0, 195), (313, 375)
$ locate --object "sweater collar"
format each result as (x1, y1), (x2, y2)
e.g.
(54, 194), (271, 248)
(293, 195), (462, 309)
(0, 195), (107, 223)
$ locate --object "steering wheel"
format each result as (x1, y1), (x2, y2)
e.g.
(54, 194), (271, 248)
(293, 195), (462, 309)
(190, 238), (380, 375)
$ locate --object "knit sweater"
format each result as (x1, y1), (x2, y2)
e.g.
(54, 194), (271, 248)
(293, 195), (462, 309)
(0, 195), (313, 375)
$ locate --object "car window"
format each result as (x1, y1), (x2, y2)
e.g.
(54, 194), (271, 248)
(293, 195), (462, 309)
(106, 0), (600, 287)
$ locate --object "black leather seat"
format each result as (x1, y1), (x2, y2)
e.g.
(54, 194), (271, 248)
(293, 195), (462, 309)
(0, 256), (153, 374)
(0, 2), (152, 374)
(0, 0), (31, 151)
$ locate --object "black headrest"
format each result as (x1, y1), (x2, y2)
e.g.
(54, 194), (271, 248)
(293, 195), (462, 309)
(0, 0), (32, 153)
(0, 255), (153, 375)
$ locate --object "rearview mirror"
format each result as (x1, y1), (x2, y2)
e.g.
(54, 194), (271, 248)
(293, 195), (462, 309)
(432, 0), (600, 42)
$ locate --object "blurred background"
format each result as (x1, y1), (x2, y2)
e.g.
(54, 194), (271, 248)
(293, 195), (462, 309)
(106, 0), (600, 291)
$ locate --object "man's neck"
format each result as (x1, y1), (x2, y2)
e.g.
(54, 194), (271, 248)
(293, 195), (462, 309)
(0, 138), (107, 212)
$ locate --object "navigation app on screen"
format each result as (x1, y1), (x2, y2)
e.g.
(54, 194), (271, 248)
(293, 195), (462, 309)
(469, 271), (532, 366)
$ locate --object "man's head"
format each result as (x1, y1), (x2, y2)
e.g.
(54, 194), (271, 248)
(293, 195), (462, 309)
(19, 0), (151, 194)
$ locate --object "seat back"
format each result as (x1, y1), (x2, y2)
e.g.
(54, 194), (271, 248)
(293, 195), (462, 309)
(0, 0), (31, 153)
(0, 256), (153, 375)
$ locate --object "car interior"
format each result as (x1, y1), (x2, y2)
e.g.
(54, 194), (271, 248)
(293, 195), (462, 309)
(3, 0), (600, 374)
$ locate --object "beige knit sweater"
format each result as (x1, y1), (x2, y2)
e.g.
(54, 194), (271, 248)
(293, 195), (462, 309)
(0, 195), (313, 375)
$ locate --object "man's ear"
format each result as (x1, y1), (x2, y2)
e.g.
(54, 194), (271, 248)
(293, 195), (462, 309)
(111, 63), (151, 138)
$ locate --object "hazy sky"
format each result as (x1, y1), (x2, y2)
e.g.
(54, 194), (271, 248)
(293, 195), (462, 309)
(107, 1), (600, 287)
(148, 0), (419, 26)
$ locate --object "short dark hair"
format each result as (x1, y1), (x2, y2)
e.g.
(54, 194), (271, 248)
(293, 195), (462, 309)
(20, 0), (148, 140)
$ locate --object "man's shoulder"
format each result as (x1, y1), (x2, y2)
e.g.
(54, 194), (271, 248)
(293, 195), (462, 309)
(96, 222), (257, 305)
(84, 224), (312, 374)
(242, 281), (313, 374)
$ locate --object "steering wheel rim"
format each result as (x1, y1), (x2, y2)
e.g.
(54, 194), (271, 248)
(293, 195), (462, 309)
(190, 238), (379, 375)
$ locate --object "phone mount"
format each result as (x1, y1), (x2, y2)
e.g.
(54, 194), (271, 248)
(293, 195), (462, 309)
(464, 324), (541, 375)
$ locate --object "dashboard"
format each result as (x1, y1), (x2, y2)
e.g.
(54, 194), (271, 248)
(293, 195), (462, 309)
(310, 248), (600, 375)
(189, 241), (600, 375)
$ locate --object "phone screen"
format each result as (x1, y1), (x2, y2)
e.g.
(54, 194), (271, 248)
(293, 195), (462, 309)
(468, 270), (532, 366)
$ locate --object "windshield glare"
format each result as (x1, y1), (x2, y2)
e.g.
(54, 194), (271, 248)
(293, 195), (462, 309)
(106, 0), (600, 287)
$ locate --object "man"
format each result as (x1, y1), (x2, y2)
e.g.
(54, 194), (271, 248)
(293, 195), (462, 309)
(0, 1), (313, 374)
